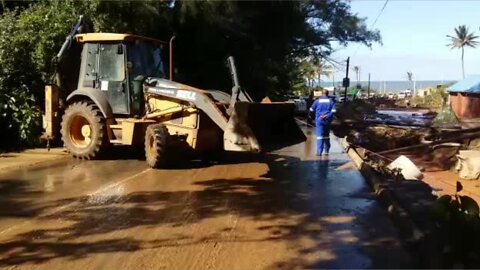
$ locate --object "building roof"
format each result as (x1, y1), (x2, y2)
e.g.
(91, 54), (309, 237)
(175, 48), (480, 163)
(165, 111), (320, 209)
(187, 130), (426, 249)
(448, 75), (480, 93)
(75, 33), (165, 44)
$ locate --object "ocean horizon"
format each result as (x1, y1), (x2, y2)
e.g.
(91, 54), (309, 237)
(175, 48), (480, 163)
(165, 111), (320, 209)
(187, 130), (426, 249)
(319, 80), (455, 93)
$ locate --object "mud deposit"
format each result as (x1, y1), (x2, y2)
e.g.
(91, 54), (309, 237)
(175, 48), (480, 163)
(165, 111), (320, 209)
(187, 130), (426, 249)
(0, 128), (411, 269)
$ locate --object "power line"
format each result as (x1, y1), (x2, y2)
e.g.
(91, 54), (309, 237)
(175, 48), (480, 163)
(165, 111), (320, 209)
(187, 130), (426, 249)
(327, 0), (389, 79)
(370, 0), (389, 30)
(352, 0), (389, 57)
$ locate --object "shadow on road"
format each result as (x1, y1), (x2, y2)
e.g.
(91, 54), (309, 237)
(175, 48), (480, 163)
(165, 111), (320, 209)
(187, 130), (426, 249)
(0, 149), (269, 220)
(0, 180), (45, 217)
(0, 152), (412, 268)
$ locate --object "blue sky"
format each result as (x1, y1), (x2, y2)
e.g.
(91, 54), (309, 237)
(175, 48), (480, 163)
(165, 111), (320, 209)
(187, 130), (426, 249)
(330, 0), (480, 81)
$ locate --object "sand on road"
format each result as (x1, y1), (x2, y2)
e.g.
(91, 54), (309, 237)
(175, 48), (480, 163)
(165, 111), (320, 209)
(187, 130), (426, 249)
(0, 129), (411, 269)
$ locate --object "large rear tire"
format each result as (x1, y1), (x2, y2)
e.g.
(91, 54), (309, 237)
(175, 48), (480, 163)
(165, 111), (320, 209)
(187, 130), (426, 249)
(145, 124), (169, 168)
(61, 101), (107, 159)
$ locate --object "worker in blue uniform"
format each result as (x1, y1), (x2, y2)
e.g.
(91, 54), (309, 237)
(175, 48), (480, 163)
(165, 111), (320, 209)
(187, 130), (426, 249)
(309, 90), (336, 156)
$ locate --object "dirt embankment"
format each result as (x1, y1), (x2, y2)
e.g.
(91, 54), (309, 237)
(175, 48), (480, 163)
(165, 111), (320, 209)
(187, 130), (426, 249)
(354, 126), (427, 152)
(331, 100), (432, 152)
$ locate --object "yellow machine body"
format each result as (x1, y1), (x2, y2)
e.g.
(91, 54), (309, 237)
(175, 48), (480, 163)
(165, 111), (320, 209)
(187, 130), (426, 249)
(44, 16), (305, 166)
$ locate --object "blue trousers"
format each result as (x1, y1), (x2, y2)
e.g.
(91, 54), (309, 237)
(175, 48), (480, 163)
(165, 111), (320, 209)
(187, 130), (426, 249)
(316, 123), (331, 154)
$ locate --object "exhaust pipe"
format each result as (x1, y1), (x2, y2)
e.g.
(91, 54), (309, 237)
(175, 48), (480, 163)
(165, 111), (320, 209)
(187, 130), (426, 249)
(169, 36), (176, 80)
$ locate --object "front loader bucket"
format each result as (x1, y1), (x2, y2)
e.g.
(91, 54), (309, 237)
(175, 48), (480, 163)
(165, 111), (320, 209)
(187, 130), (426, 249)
(224, 101), (306, 152)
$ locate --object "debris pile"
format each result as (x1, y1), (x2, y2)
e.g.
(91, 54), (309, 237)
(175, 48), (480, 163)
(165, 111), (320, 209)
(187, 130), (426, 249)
(331, 99), (376, 137)
(350, 125), (426, 152)
(334, 100), (480, 181)
(338, 100), (480, 268)
(334, 99), (376, 122)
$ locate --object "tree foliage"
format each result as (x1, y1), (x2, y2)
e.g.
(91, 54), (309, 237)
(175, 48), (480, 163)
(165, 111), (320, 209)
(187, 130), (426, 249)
(0, 0), (380, 149)
(411, 85), (449, 109)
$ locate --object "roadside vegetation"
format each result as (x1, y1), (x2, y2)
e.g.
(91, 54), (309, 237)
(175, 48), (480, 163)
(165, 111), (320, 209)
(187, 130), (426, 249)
(408, 84), (459, 127)
(435, 183), (480, 268)
(410, 85), (449, 109)
(0, 0), (380, 151)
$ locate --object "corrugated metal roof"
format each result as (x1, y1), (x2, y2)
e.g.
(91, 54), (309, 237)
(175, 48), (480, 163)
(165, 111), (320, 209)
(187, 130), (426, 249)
(448, 75), (480, 93)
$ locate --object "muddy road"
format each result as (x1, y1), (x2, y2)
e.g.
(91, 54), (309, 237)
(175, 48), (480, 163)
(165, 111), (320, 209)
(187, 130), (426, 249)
(0, 127), (411, 269)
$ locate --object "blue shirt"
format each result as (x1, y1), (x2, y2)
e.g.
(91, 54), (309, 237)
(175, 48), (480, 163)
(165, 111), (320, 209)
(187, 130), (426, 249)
(310, 96), (336, 124)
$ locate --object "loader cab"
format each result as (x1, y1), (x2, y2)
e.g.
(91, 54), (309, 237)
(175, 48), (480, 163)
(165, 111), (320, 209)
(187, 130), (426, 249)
(76, 33), (166, 117)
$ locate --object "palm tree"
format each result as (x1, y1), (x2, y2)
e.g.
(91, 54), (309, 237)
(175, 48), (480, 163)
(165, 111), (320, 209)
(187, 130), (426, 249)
(299, 57), (334, 89)
(406, 71), (416, 95)
(315, 59), (334, 84)
(353, 66), (360, 83)
(447, 25), (479, 79)
(299, 59), (317, 88)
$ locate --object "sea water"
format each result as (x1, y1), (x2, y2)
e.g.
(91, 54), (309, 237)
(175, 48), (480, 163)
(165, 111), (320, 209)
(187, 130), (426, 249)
(319, 80), (455, 93)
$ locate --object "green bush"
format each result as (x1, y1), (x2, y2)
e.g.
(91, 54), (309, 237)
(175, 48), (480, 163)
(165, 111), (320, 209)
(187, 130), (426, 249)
(0, 0), (152, 149)
(0, 2), (84, 149)
(435, 183), (480, 267)
(433, 106), (460, 127)
(411, 86), (449, 109)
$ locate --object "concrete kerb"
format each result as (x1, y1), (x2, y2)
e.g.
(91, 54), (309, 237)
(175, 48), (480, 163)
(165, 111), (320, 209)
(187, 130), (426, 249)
(339, 137), (441, 268)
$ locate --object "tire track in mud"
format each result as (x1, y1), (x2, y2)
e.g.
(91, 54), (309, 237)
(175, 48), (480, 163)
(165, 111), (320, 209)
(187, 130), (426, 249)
(148, 165), (241, 269)
(205, 205), (239, 269)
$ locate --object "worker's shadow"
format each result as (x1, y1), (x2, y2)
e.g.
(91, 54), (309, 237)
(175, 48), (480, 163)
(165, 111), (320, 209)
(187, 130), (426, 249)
(317, 158), (330, 181)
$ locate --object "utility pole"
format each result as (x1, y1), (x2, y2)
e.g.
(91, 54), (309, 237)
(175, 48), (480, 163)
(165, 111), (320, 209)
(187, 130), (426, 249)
(413, 79), (416, 96)
(332, 74), (335, 95)
(343, 57), (350, 103)
(367, 72), (371, 99)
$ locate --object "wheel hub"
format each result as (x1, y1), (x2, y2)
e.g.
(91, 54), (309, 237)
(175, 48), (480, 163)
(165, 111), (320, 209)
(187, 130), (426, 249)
(81, 125), (91, 137)
(70, 115), (92, 147)
(81, 125), (91, 144)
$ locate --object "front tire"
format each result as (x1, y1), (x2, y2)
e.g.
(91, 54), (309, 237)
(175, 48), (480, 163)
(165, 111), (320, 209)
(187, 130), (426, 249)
(145, 124), (169, 168)
(61, 101), (107, 159)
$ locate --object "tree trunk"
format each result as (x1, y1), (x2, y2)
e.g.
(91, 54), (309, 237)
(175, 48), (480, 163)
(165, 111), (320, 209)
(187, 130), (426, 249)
(413, 80), (416, 96)
(462, 46), (465, 79)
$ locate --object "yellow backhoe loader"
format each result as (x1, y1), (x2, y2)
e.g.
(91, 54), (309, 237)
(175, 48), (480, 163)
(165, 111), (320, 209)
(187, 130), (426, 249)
(42, 16), (305, 168)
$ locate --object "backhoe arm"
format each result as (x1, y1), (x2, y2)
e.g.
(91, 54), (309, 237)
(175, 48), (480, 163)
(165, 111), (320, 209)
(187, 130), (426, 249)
(226, 56), (253, 115)
(56, 15), (93, 62)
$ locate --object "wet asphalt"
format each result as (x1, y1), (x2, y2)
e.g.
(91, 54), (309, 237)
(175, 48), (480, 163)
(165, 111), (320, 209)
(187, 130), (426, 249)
(0, 126), (412, 269)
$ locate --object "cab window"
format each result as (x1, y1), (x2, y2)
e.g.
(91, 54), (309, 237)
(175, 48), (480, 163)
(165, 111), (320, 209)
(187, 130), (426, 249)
(99, 44), (125, 81)
(127, 41), (165, 78)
